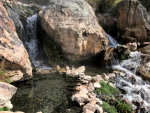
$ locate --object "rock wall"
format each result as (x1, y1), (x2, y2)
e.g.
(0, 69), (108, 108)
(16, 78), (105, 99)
(0, 2), (32, 81)
(117, 0), (150, 43)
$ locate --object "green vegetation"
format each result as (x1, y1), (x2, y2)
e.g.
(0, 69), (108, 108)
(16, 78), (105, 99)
(95, 81), (132, 113)
(0, 107), (11, 111)
(102, 102), (117, 113)
(116, 100), (132, 113)
(7, 78), (11, 83)
(96, 81), (120, 97)
(0, 70), (5, 76)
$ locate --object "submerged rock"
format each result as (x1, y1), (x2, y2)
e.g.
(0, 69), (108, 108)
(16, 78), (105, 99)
(38, 0), (108, 61)
(0, 2), (32, 81)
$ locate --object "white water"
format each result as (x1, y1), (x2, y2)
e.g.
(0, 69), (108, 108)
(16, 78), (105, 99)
(25, 14), (51, 70)
(106, 33), (120, 48)
(113, 51), (150, 112)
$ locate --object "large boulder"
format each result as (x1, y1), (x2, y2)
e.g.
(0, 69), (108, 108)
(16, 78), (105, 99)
(38, 0), (108, 61)
(116, 0), (150, 43)
(0, 2), (32, 81)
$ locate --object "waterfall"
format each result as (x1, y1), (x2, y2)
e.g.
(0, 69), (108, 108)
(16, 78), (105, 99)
(113, 51), (150, 112)
(106, 33), (120, 48)
(25, 14), (51, 70)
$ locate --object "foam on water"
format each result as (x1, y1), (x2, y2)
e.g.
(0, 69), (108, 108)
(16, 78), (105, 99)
(113, 51), (150, 112)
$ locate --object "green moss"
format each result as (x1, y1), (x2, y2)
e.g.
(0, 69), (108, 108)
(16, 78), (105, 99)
(0, 107), (11, 111)
(7, 78), (11, 83)
(0, 70), (5, 76)
(102, 102), (118, 113)
(96, 81), (120, 97)
(96, 81), (132, 113)
(116, 100), (132, 113)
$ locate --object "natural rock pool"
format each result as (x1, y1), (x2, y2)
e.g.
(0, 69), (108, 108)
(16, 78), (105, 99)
(11, 72), (81, 113)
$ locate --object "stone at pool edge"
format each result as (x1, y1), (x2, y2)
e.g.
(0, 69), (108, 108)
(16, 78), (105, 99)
(0, 82), (17, 109)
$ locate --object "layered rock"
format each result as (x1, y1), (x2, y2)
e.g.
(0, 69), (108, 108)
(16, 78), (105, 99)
(0, 2), (32, 81)
(38, 0), (108, 61)
(116, 0), (150, 42)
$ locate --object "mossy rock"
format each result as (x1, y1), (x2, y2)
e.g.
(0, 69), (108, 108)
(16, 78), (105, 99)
(95, 81), (132, 113)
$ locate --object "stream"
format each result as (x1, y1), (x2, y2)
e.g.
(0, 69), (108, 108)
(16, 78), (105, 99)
(11, 14), (150, 113)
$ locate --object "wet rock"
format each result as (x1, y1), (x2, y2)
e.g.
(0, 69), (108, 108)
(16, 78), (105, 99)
(115, 45), (130, 60)
(139, 44), (150, 55)
(107, 73), (115, 78)
(0, 82), (17, 108)
(116, 0), (150, 42)
(138, 61), (150, 78)
(38, 0), (108, 61)
(104, 47), (115, 66)
(126, 42), (137, 51)
(0, 2), (32, 80)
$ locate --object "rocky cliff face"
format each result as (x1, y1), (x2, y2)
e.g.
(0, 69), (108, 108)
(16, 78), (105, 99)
(38, 0), (108, 61)
(117, 0), (150, 43)
(0, 2), (32, 82)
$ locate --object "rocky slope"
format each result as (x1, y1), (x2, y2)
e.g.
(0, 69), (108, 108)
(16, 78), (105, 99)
(38, 0), (108, 61)
(0, 1), (32, 82)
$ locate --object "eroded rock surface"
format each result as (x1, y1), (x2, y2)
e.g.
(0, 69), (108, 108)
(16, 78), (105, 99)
(0, 2), (32, 80)
(117, 0), (150, 42)
(38, 0), (108, 61)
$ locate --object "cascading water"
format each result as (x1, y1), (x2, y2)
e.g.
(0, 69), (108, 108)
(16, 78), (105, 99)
(113, 51), (150, 112)
(25, 14), (51, 70)
(106, 33), (120, 48)
(106, 33), (150, 112)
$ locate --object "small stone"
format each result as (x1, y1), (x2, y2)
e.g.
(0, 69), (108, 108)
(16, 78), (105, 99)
(87, 83), (94, 92)
(95, 105), (103, 113)
(4, 101), (13, 109)
(120, 72), (125, 77)
(107, 73), (115, 78)
(109, 83), (114, 88)
(94, 83), (101, 88)
(75, 66), (85, 74)
(83, 102), (96, 113)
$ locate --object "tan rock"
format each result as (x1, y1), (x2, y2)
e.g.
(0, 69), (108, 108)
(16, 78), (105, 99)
(72, 90), (89, 106)
(95, 105), (103, 113)
(126, 42), (137, 51)
(83, 102), (96, 113)
(0, 82), (17, 108)
(117, 0), (150, 42)
(75, 66), (85, 75)
(0, 2), (32, 80)
(138, 61), (150, 78)
(38, 0), (108, 61)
